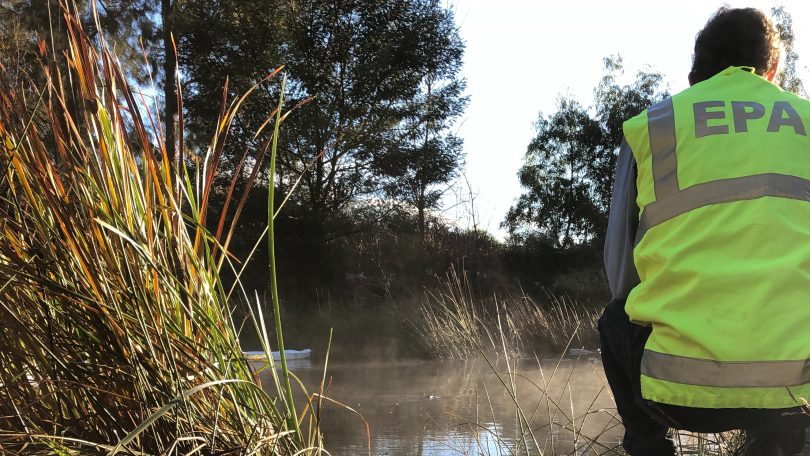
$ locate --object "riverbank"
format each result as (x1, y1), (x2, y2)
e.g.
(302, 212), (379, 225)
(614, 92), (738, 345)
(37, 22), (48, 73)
(241, 285), (603, 363)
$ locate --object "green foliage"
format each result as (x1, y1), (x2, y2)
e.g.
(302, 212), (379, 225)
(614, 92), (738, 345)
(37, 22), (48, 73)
(176, 0), (285, 160)
(175, 0), (469, 301)
(504, 56), (669, 246)
(371, 4), (468, 239)
(375, 135), (464, 238)
(177, 0), (466, 221)
(772, 5), (806, 96)
(281, 0), (464, 215)
(507, 97), (604, 245)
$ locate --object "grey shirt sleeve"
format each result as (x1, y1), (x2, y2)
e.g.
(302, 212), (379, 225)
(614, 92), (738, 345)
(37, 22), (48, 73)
(604, 139), (640, 300)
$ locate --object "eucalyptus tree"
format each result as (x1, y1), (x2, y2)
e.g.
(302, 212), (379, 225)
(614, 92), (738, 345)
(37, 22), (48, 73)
(504, 57), (669, 246)
(772, 5), (806, 96)
(177, 0), (467, 233)
(280, 0), (467, 222)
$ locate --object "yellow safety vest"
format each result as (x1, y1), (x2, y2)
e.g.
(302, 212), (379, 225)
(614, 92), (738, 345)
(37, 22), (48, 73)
(624, 66), (810, 409)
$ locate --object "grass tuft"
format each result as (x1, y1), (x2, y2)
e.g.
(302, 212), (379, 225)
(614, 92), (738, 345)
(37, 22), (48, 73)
(0, 2), (321, 454)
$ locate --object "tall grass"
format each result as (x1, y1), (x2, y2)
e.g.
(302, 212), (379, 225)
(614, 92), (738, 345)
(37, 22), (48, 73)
(416, 275), (751, 455)
(415, 271), (751, 455)
(448, 335), (747, 455)
(0, 3), (321, 454)
(415, 267), (600, 359)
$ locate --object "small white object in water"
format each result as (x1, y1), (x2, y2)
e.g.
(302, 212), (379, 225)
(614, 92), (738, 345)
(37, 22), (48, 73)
(568, 348), (597, 357)
(243, 349), (312, 361)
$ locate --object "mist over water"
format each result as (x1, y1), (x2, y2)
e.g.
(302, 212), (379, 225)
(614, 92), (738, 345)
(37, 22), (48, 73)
(260, 357), (622, 455)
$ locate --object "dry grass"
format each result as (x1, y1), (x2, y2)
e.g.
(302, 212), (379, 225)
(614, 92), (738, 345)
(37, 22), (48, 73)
(435, 324), (749, 456)
(0, 2), (323, 454)
(414, 267), (601, 359)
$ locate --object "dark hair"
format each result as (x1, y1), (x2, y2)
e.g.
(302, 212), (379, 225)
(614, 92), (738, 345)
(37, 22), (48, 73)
(689, 7), (782, 85)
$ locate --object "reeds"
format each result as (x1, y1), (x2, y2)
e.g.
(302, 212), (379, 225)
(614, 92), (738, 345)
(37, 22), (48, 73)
(0, 3), (319, 454)
(415, 267), (601, 359)
(417, 271), (748, 455)
(440, 320), (746, 455)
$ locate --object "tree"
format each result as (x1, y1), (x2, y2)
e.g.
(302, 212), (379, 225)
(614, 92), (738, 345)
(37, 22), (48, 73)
(174, 0), (467, 296)
(376, 134), (464, 242)
(504, 57), (668, 246)
(592, 56), (669, 209)
(373, 8), (468, 242)
(0, 0), (178, 159)
(772, 6), (806, 96)
(177, 0), (466, 243)
(175, 0), (285, 166)
(505, 97), (604, 246)
(279, 0), (466, 219)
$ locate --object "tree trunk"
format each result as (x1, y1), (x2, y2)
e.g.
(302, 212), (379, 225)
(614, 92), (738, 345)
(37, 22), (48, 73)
(417, 185), (426, 245)
(419, 78), (432, 248)
(162, 0), (176, 166)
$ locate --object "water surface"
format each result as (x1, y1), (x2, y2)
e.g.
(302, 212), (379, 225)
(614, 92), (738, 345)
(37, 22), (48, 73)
(263, 356), (623, 455)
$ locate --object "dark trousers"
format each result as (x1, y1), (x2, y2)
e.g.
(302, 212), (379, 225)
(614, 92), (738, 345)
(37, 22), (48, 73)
(598, 298), (809, 456)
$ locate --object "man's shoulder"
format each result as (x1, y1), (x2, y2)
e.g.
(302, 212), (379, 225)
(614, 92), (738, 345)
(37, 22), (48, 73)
(623, 97), (672, 133)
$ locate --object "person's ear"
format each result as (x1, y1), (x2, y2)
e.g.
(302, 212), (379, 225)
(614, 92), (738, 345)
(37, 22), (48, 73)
(764, 65), (778, 82)
(688, 71), (696, 86)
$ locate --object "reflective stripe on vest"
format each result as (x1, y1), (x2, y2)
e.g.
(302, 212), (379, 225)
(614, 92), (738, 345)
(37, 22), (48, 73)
(636, 173), (810, 242)
(642, 350), (810, 388)
(648, 98), (679, 199)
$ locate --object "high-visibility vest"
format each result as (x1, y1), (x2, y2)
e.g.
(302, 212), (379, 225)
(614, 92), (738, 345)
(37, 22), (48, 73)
(623, 66), (810, 409)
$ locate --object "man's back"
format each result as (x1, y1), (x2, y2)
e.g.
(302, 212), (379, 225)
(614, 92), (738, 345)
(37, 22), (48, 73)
(622, 66), (810, 409)
(599, 8), (810, 455)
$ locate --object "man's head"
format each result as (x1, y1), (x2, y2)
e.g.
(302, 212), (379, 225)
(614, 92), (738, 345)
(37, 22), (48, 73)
(689, 7), (783, 86)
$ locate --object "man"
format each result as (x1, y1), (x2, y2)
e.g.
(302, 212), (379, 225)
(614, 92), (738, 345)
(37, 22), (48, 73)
(600, 7), (810, 456)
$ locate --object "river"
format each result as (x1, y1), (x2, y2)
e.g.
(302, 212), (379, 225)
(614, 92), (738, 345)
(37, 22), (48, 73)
(261, 354), (623, 455)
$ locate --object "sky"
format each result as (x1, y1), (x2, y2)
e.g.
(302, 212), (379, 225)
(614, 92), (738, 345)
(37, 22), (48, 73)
(447, 0), (810, 240)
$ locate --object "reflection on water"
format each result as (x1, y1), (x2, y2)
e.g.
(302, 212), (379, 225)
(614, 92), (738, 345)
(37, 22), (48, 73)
(260, 356), (623, 455)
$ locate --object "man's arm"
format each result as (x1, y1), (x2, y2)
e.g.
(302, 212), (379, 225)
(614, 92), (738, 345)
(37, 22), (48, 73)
(604, 139), (640, 300)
